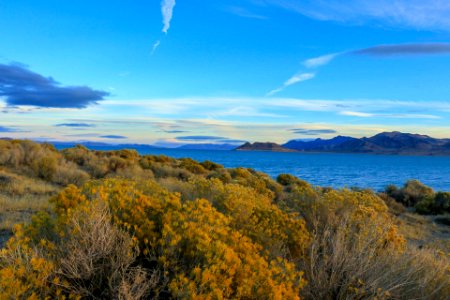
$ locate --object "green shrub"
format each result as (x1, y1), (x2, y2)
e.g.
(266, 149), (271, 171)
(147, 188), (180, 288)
(200, 160), (223, 171)
(277, 174), (302, 186)
(434, 192), (450, 213)
(33, 156), (58, 181)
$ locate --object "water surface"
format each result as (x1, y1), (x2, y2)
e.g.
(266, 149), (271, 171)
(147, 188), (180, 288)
(132, 148), (450, 191)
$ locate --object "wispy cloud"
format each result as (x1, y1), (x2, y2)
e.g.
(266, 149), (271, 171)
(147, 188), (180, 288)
(152, 0), (176, 54)
(65, 133), (101, 138)
(252, 0), (450, 31)
(354, 43), (450, 56)
(267, 72), (315, 96)
(11, 95), (448, 144)
(0, 125), (24, 132)
(161, 0), (176, 34)
(175, 135), (246, 144)
(100, 135), (127, 139)
(272, 42), (450, 94)
(176, 135), (227, 141)
(290, 128), (337, 135)
(304, 43), (450, 69)
(211, 106), (285, 118)
(340, 110), (441, 119)
(340, 111), (374, 117)
(151, 40), (161, 55)
(303, 53), (341, 68)
(164, 130), (188, 134)
(100, 97), (450, 122)
(225, 6), (267, 20)
(55, 123), (95, 128)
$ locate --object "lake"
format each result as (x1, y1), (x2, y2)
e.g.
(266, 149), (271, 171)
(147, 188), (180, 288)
(131, 148), (450, 191)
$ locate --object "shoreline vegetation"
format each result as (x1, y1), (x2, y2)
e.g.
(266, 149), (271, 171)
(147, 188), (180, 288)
(0, 139), (449, 299)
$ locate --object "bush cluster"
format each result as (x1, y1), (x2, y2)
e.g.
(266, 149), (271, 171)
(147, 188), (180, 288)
(385, 180), (450, 214)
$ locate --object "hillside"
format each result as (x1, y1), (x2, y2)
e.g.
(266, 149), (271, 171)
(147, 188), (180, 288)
(236, 142), (294, 152)
(0, 139), (448, 299)
(283, 136), (357, 151)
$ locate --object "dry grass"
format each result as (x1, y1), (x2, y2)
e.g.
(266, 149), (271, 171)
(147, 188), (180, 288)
(300, 215), (449, 300)
(398, 212), (450, 252)
(55, 201), (156, 299)
(0, 195), (50, 230)
(0, 168), (59, 236)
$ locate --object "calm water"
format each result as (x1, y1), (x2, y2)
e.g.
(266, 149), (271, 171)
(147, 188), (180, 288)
(130, 148), (450, 191)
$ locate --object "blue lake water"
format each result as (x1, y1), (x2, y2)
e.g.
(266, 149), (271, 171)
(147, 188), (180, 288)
(130, 148), (450, 191)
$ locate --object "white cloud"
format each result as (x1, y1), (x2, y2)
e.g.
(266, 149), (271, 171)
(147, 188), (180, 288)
(340, 111), (374, 117)
(161, 0), (176, 34)
(226, 6), (267, 20)
(151, 40), (161, 55)
(267, 72), (315, 96)
(255, 0), (450, 31)
(340, 110), (441, 119)
(209, 106), (285, 118)
(303, 53), (342, 68)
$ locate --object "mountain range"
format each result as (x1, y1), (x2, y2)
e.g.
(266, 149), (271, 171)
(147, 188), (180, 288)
(8, 131), (450, 155)
(237, 132), (450, 155)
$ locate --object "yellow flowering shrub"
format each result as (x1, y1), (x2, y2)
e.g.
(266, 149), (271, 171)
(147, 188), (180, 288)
(319, 189), (406, 250)
(1, 178), (307, 299)
(162, 199), (304, 299)
(0, 225), (63, 300)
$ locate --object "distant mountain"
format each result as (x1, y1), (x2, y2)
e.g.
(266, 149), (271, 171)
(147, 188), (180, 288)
(236, 142), (294, 152)
(177, 143), (240, 151)
(30, 131), (450, 156)
(283, 132), (450, 155)
(283, 136), (357, 151)
(50, 141), (159, 152)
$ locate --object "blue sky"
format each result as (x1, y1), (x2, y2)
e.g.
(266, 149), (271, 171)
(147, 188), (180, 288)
(1, 0), (450, 145)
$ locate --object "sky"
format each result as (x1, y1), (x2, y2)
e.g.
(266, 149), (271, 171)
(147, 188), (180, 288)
(1, 0), (450, 145)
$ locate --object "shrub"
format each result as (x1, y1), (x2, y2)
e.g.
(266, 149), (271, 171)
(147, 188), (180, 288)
(178, 158), (207, 174)
(300, 218), (449, 299)
(1, 179), (307, 299)
(378, 192), (407, 215)
(277, 174), (306, 186)
(200, 160), (223, 171)
(207, 169), (232, 183)
(53, 161), (90, 186)
(402, 180), (435, 206)
(433, 192), (450, 213)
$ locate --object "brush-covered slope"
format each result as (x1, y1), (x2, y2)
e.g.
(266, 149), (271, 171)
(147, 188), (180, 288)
(0, 139), (448, 299)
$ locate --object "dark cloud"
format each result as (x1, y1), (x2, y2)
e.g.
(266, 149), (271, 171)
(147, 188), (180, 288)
(0, 63), (109, 108)
(353, 43), (450, 56)
(290, 128), (337, 135)
(56, 123), (95, 128)
(165, 130), (188, 134)
(176, 136), (228, 141)
(65, 133), (101, 138)
(100, 135), (127, 139)
(218, 139), (247, 144)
